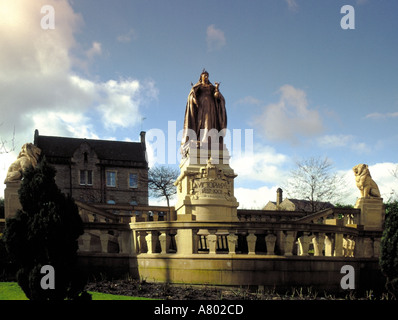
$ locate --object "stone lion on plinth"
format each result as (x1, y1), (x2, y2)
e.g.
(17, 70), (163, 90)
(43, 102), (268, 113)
(4, 143), (41, 183)
(352, 163), (381, 198)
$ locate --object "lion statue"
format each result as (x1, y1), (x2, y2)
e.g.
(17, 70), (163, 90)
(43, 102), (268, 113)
(352, 164), (381, 198)
(4, 143), (41, 183)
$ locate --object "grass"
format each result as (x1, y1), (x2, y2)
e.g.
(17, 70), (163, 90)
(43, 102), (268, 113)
(0, 282), (151, 300)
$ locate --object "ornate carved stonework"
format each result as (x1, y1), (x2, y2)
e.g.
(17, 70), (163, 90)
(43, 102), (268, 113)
(189, 159), (234, 201)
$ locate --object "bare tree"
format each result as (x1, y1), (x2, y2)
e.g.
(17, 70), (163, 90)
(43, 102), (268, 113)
(0, 125), (15, 154)
(389, 165), (398, 200)
(147, 165), (179, 207)
(283, 156), (348, 212)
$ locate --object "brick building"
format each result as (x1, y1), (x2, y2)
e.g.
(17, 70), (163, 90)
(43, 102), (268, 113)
(33, 129), (148, 206)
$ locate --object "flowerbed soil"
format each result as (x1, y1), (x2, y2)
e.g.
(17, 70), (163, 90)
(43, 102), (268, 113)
(85, 279), (386, 300)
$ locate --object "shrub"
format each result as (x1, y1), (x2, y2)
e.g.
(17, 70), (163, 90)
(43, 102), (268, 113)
(379, 201), (398, 298)
(3, 158), (90, 300)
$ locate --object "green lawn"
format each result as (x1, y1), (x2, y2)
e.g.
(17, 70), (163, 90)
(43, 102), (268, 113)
(0, 282), (151, 300)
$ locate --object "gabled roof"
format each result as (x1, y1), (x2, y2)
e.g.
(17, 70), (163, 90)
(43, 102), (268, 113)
(34, 130), (147, 163)
(286, 198), (334, 212)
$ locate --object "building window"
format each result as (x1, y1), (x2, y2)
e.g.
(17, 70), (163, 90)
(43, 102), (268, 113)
(80, 170), (93, 186)
(129, 173), (138, 188)
(106, 171), (117, 187)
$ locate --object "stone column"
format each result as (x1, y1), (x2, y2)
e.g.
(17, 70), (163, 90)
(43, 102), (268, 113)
(334, 233), (344, 257)
(176, 228), (199, 255)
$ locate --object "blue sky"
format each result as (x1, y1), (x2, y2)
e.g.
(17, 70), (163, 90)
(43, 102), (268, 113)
(0, 0), (397, 207)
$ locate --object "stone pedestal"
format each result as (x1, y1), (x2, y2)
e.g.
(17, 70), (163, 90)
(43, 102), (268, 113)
(354, 197), (384, 231)
(174, 141), (239, 222)
(4, 181), (22, 220)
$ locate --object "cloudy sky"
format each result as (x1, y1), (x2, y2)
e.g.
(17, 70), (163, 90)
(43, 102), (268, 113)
(0, 0), (397, 208)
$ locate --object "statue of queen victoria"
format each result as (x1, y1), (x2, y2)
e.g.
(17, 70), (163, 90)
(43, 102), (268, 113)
(181, 70), (227, 145)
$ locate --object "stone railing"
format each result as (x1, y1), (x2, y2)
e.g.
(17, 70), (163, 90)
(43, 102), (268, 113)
(76, 201), (176, 224)
(237, 209), (306, 222)
(294, 208), (361, 225)
(78, 222), (132, 254)
(76, 204), (381, 259)
(129, 220), (382, 258)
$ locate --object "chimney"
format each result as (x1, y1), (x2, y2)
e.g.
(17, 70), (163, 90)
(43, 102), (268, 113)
(140, 131), (146, 151)
(34, 129), (39, 146)
(276, 188), (283, 206)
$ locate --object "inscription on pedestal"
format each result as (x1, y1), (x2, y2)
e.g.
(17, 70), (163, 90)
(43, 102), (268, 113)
(189, 159), (234, 201)
(192, 178), (231, 199)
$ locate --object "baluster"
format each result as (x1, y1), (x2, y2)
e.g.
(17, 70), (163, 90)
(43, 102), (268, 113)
(227, 231), (238, 254)
(207, 230), (218, 254)
(159, 231), (171, 254)
(283, 231), (296, 256)
(153, 211), (159, 221)
(145, 231), (158, 254)
(80, 232), (92, 252)
(313, 233), (325, 256)
(298, 232), (311, 256)
(246, 231), (257, 255)
(265, 233), (276, 255)
(324, 234), (333, 256)
(100, 231), (111, 253)
(138, 231), (148, 253)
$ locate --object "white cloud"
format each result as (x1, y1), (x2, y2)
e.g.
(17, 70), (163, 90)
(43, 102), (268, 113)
(235, 186), (278, 209)
(85, 41), (102, 59)
(235, 96), (263, 106)
(117, 28), (137, 43)
(317, 134), (370, 153)
(285, 0), (298, 11)
(366, 162), (398, 200)
(206, 25), (226, 52)
(0, 0), (158, 197)
(230, 144), (289, 184)
(252, 85), (324, 144)
(365, 111), (398, 119)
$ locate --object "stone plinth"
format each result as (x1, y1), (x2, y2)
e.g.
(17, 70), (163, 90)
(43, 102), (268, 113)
(4, 181), (22, 220)
(174, 141), (239, 222)
(354, 197), (384, 231)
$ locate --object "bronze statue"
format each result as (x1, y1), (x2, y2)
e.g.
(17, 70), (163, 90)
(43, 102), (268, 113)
(181, 70), (227, 144)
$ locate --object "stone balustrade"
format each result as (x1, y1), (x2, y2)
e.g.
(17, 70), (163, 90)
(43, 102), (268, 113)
(78, 222), (132, 254)
(75, 204), (381, 262)
(128, 220), (382, 259)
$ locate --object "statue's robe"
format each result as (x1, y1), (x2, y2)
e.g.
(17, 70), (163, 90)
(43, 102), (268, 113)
(182, 81), (227, 144)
